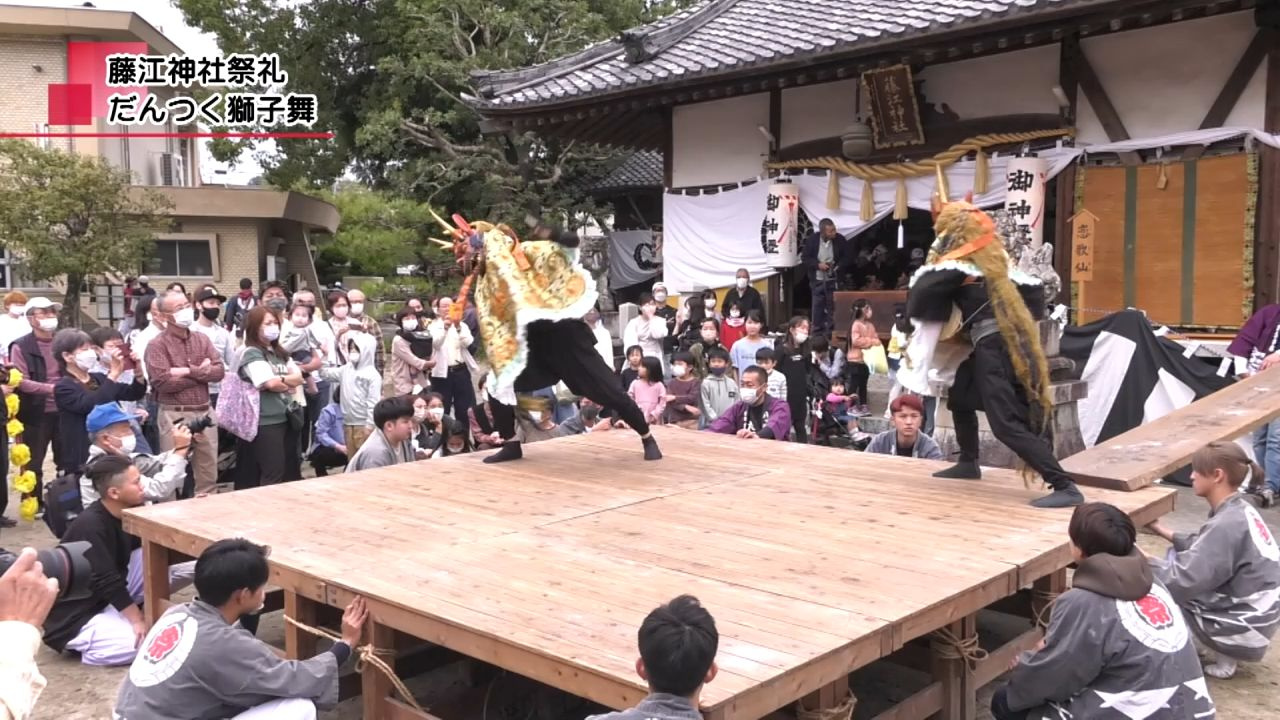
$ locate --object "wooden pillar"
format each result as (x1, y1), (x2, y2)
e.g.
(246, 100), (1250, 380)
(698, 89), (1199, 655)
(662, 107), (674, 189)
(362, 621), (397, 718)
(283, 590), (319, 659)
(1053, 163), (1078, 302)
(1254, 4), (1280, 309)
(930, 616), (979, 720)
(141, 540), (172, 626)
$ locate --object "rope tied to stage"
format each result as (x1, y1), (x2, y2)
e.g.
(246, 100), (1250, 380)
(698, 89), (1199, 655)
(796, 691), (857, 720)
(1032, 588), (1062, 630)
(283, 614), (427, 714)
(930, 626), (989, 673)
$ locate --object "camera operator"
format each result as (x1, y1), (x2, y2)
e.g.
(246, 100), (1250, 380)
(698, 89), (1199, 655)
(0, 548), (59, 720)
(45, 456), (193, 667)
(82, 404), (190, 506)
(145, 291), (224, 496)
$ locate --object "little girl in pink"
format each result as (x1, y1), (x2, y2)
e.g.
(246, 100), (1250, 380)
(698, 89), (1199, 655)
(627, 356), (667, 426)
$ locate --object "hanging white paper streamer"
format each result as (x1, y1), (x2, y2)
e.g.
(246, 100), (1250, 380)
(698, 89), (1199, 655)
(897, 221), (904, 249)
(1050, 304), (1068, 322)
(1234, 356), (1248, 376)
(1217, 357), (1233, 377)
(1182, 341), (1201, 359)
(1154, 326), (1170, 337)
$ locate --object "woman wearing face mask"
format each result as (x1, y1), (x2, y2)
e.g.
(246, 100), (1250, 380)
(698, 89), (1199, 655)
(720, 268), (765, 323)
(675, 295), (710, 352)
(468, 375), (503, 450)
(413, 392), (465, 459)
(325, 290), (351, 361)
(720, 300), (747, 351)
(53, 329), (147, 474)
(776, 317), (814, 443)
(389, 309), (436, 395)
(622, 293), (668, 368)
(234, 307), (305, 487)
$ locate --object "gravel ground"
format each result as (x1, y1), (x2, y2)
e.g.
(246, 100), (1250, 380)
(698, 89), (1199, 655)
(3, 376), (1276, 719)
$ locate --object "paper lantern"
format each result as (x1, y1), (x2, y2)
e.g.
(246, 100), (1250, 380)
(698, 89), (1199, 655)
(761, 181), (801, 267)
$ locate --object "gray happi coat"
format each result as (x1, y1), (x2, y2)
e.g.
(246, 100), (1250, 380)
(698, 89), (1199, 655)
(114, 600), (341, 720)
(1005, 550), (1215, 719)
(1151, 493), (1280, 662)
(587, 693), (704, 720)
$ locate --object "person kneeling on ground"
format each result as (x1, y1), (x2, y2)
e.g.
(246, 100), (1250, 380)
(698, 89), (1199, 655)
(553, 397), (614, 437)
(345, 397), (416, 472)
(1146, 441), (1280, 679)
(114, 539), (369, 719)
(45, 456), (193, 667)
(705, 366), (790, 440)
(587, 595), (718, 720)
(82, 403), (191, 506)
(864, 395), (943, 460)
(992, 503), (1214, 720)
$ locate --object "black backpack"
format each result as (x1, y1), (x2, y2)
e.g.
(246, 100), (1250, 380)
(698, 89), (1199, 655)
(43, 471), (84, 539)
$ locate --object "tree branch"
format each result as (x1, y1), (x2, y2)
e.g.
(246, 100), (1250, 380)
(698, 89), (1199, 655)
(532, 139), (577, 186)
(399, 119), (505, 161)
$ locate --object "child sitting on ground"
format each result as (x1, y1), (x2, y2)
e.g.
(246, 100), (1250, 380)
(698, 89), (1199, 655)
(586, 595), (718, 720)
(755, 347), (787, 401)
(627, 356), (667, 427)
(993, 502), (1213, 720)
(699, 348), (738, 427)
(1147, 441), (1280, 679)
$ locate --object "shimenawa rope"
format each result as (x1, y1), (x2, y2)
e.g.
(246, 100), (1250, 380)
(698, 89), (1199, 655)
(930, 626), (989, 673)
(283, 614), (427, 714)
(796, 691), (857, 720)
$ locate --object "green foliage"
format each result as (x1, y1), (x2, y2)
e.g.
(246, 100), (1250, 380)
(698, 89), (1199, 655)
(174, 0), (694, 222)
(310, 186), (454, 282)
(358, 277), (450, 304)
(0, 140), (171, 325)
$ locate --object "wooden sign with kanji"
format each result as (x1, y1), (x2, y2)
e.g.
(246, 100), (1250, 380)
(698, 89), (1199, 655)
(1070, 209), (1097, 282)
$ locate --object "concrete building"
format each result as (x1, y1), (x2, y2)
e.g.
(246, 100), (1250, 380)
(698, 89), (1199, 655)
(0, 3), (336, 320)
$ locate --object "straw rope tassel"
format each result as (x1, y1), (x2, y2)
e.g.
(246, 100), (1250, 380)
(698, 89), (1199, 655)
(859, 180), (874, 222)
(974, 150), (989, 194)
(826, 169), (841, 210)
(283, 615), (428, 715)
(796, 691), (857, 720)
(894, 178), (908, 220)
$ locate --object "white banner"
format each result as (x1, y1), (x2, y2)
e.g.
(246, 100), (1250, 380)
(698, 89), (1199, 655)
(1005, 156), (1049, 247)
(762, 181), (801, 267)
(608, 229), (662, 289)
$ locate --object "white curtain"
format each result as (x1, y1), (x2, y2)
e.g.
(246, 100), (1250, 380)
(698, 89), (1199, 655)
(662, 146), (1081, 291)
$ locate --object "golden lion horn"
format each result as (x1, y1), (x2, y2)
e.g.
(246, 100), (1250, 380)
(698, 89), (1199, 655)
(934, 162), (949, 203)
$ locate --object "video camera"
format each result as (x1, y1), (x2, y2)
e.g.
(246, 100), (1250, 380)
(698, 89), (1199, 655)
(0, 541), (93, 601)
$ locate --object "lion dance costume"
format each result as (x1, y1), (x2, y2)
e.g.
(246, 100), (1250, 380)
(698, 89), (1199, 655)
(432, 212), (662, 464)
(898, 195), (1083, 509)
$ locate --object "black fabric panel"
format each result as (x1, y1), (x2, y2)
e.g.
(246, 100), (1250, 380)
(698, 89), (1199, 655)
(906, 268), (969, 321)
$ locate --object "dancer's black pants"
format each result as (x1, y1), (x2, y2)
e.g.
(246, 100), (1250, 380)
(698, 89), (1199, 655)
(948, 334), (1073, 490)
(489, 320), (650, 440)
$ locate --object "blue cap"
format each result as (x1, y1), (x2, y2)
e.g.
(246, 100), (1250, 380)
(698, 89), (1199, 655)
(86, 404), (132, 434)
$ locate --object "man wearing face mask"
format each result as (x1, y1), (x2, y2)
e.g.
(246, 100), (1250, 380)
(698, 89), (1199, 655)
(705, 366), (791, 441)
(144, 291), (225, 496)
(190, 288), (233, 408)
(719, 268), (765, 325)
(343, 288), (385, 373)
(10, 297), (65, 510)
(81, 403), (190, 506)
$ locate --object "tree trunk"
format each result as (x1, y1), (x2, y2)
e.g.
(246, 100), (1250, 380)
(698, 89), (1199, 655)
(61, 271), (84, 328)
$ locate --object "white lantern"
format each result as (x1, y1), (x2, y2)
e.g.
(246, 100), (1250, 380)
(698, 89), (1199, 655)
(762, 181), (800, 267)
(1004, 156), (1049, 248)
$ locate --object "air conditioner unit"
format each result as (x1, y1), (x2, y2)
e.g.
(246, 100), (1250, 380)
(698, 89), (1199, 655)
(157, 152), (186, 186)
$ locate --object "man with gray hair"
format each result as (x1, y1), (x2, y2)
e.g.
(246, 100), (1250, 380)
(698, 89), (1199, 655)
(342, 288), (384, 373)
(144, 290), (224, 495)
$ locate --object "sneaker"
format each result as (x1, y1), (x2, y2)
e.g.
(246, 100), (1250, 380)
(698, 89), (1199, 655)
(1261, 488), (1276, 509)
(1030, 483), (1086, 509)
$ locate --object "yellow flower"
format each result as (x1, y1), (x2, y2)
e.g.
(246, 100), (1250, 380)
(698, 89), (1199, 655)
(5, 393), (17, 418)
(12, 470), (36, 494)
(9, 442), (30, 468)
(19, 496), (38, 521)
(7, 368), (21, 387)
(6, 418), (22, 438)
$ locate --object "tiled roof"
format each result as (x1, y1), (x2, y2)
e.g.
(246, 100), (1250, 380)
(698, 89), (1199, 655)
(470, 0), (1100, 110)
(589, 151), (664, 193)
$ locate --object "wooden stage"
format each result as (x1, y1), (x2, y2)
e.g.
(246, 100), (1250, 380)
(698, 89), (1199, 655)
(124, 427), (1176, 720)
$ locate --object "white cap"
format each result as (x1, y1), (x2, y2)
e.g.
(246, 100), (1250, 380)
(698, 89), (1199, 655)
(23, 296), (62, 313)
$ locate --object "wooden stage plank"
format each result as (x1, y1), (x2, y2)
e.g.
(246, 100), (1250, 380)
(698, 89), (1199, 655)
(125, 427), (1176, 720)
(1062, 369), (1280, 490)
